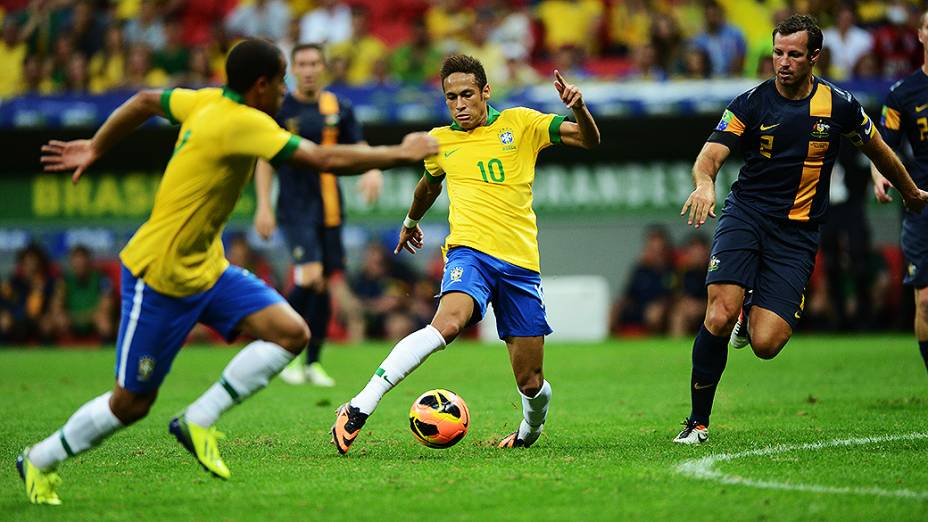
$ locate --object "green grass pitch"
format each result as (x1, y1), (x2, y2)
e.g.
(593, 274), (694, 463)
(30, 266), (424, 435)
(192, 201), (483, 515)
(1, 336), (926, 521)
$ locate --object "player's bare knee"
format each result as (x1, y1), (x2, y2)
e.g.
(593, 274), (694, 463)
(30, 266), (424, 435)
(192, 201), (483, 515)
(750, 333), (787, 360)
(109, 390), (156, 425)
(432, 315), (468, 343)
(516, 370), (543, 397)
(915, 290), (928, 317)
(704, 302), (739, 335)
(279, 318), (310, 353)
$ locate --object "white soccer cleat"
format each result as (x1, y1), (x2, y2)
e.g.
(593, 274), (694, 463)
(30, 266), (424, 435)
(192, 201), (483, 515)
(729, 309), (750, 349)
(673, 419), (708, 445)
(305, 362), (335, 387)
(279, 358), (306, 385)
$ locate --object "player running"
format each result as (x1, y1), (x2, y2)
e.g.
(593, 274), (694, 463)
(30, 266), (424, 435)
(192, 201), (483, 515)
(871, 9), (928, 376)
(17, 38), (437, 505)
(674, 15), (928, 444)
(254, 43), (382, 387)
(331, 54), (600, 454)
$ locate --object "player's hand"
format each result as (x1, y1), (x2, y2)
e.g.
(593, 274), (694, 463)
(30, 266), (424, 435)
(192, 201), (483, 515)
(254, 205), (276, 240)
(681, 182), (716, 229)
(902, 188), (928, 214)
(356, 169), (383, 204)
(399, 132), (439, 162)
(553, 69), (584, 109)
(40, 139), (99, 184)
(394, 223), (424, 255)
(872, 171), (894, 203)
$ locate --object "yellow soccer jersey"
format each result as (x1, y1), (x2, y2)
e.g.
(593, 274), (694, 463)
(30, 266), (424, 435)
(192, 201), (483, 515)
(120, 87), (300, 297)
(424, 105), (565, 272)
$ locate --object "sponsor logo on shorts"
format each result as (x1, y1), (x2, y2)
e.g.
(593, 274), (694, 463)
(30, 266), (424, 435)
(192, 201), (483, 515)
(449, 266), (464, 283)
(909, 263), (918, 278)
(708, 255), (720, 272)
(138, 356), (156, 382)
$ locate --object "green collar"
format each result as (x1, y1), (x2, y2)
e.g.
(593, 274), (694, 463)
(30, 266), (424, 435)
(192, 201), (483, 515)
(222, 86), (244, 104)
(450, 104), (500, 131)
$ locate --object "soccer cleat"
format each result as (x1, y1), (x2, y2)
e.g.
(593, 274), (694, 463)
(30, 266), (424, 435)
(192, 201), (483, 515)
(498, 420), (542, 448)
(331, 403), (368, 455)
(305, 362), (336, 387)
(673, 419), (709, 445)
(16, 448), (62, 505)
(169, 415), (231, 479)
(729, 308), (751, 349)
(279, 358), (307, 385)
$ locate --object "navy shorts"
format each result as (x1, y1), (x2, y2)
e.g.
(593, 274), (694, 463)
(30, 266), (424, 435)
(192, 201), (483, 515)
(114, 264), (285, 393)
(278, 221), (345, 274)
(706, 197), (820, 329)
(440, 246), (553, 339)
(902, 209), (928, 288)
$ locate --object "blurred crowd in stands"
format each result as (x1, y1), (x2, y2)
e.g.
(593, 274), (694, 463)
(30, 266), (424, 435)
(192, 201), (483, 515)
(0, 236), (444, 345)
(0, 0), (926, 99)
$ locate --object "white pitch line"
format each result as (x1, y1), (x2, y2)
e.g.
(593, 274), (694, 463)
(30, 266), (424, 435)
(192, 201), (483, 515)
(675, 432), (928, 500)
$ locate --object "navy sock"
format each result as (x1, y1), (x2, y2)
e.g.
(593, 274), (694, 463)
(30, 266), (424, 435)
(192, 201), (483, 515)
(287, 285), (313, 321)
(305, 290), (330, 365)
(689, 325), (730, 427)
(920, 341), (928, 373)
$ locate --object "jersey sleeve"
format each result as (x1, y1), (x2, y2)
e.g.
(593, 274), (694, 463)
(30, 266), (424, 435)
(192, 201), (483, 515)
(878, 87), (904, 149)
(839, 93), (876, 147)
(518, 107), (567, 152)
(423, 128), (445, 184)
(159, 87), (220, 125)
(226, 110), (302, 168)
(707, 92), (752, 149)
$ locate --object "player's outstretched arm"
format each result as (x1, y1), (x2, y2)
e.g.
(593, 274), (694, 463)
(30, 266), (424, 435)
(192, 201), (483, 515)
(395, 175), (443, 255)
(553, 70), (600, 149)
(290, 132), (439, 175)
(40, 90), (166, 184)
(253, 159), (277, 240)
(681, 142), (730, 229)
(860, 132), (928, 213)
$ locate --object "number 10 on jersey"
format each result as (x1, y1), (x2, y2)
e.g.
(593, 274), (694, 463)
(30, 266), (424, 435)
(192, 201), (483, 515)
(478, 159), (505, 183)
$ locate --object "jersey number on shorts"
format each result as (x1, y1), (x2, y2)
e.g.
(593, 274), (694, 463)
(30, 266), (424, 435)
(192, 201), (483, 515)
(477, 158), (505, 183)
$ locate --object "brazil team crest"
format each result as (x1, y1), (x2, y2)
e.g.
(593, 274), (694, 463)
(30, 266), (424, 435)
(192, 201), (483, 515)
(498, 128), (516, 151)
(137, 356), (156, 382)
(449, 266), (464, 283)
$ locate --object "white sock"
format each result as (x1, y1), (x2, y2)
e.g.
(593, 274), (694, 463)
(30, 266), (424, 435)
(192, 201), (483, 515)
(350, 325), (446, 414)
(29, 392), (123, 470)
(517, 380), (551, 442)
(185, 340), (296, 427)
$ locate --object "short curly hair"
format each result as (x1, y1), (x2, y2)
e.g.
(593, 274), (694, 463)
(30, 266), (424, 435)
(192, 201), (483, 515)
(773, 14), (823, 54)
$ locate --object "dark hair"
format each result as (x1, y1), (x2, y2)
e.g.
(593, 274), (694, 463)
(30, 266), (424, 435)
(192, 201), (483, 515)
(773, 14), (823, 54)
(291, 42), (325, 62)
(225, 38), (285, 94)
(440, 54), (487, 89)
(70, 244), (91, 258)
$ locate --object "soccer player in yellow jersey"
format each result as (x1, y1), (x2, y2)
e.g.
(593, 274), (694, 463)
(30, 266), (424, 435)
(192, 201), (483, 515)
(333, 55), (600, 454)
(16, 39), (438, 505)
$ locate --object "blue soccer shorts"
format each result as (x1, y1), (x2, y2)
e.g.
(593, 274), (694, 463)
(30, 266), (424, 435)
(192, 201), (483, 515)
(440, 246), (553, 339)
(114, 263), (285, 393)
(902, 209), (928, 288)
(705, 196), (820, 329)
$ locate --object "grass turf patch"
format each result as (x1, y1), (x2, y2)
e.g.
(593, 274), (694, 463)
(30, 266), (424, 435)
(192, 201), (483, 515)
(1, 336), (927, 521)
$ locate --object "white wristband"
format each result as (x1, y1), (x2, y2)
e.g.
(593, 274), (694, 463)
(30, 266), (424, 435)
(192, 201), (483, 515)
(403, 215), (419, 229)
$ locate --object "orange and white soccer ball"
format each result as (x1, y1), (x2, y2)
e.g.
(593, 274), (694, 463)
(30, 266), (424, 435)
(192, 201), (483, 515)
(408, 389), (470, 449)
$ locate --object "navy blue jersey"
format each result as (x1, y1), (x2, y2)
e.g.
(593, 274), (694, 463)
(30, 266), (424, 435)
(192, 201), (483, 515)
(878, 70), (928, 190)
(274, 92), (363, 225)
(708, 77), (875, 223)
